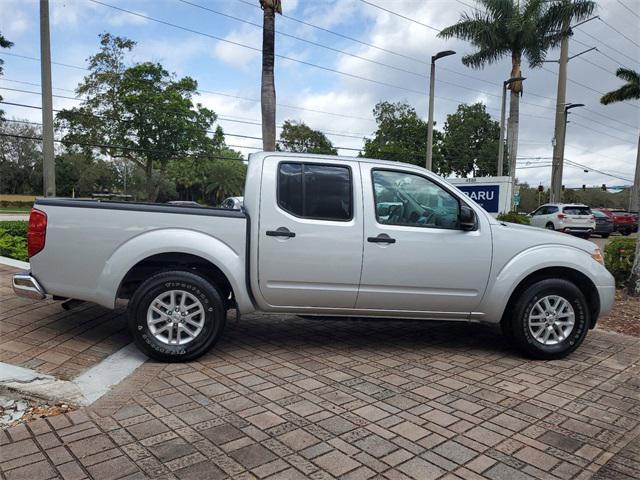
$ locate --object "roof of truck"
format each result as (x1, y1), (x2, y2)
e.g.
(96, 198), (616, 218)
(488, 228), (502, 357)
(247, 151), (430, 170)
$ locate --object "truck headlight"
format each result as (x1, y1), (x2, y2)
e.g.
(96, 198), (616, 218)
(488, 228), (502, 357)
(591, 249), (604, 265)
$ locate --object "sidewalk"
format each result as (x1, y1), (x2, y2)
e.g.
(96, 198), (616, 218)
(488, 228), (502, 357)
(1, 294), (639, 479)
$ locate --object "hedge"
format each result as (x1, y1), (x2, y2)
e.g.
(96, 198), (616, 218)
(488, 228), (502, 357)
(0, 221), (28, 262)
(604, 237), (636, 287)
(496, 211), (531, 225)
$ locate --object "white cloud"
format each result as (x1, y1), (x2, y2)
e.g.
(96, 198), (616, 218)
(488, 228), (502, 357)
(212, 25), (261, 71)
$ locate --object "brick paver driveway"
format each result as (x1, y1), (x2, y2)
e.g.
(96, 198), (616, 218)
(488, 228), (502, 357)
(0, 265), (129, 379)
(1, 304), (639, 479)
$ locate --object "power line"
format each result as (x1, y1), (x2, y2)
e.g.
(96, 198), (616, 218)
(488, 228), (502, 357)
(616, 0), (640, 21)
(598, 17), (640, 49)
(178, 0), (426, 79)
(0, 88), (372, 140)
(573, 29), (639, 67)
(86, 0), (428, 97)
(359, 0), (441, 32)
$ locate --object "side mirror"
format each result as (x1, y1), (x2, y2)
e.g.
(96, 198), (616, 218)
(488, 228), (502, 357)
(460, 204), (476, 231)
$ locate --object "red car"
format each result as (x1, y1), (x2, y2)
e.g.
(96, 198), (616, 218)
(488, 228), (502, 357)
(593, 208), (638, 235)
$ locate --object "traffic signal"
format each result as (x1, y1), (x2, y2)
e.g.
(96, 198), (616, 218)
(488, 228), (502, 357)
(601, 184), (607, 191)
(582, 185), (586, 191)
(562, 185), (565, 191)
(537, 185), (544, 192)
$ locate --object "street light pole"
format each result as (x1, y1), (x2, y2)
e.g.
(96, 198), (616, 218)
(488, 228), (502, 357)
(498, 76), (525, 176)
(426, 50), (455, 171)
(552, 102), (584, 202)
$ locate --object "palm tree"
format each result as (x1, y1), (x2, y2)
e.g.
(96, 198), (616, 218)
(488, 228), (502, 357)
(601, 68), (640, 296)
(438, 0), (595, 180)
(260, 0), (282, 152)
(600, 68), (640, 105)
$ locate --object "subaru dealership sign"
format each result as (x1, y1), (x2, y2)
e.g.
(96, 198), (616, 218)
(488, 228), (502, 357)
(448, 176), (513, 216)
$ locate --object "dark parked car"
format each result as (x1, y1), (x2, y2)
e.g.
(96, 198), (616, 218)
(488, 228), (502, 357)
(593, 208), (637, 235)
(592, 209), (614, 238)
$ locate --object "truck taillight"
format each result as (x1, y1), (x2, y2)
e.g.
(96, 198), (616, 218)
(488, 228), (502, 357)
(27, 208), (47, 258)
(557, 213), (566, 220)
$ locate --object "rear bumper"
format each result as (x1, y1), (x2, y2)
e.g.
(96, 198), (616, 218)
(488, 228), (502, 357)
(12, 271), (46, 300)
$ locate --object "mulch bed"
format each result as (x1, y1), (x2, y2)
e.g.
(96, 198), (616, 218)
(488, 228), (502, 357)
(598, 290), (640, 338)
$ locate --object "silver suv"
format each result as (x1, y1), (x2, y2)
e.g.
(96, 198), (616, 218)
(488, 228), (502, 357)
(530, 203), (595, 238)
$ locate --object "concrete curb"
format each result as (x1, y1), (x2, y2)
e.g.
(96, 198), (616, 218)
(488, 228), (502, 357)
(0, 344), (147, 406)
(0, 256), (30, 270)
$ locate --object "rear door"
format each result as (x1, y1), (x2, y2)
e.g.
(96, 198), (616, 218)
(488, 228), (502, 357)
(257, 156), (364, 308)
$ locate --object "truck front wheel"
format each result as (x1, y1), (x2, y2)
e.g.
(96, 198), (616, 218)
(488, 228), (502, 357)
(506, 279), (589, 360)
(128, 271), (226, 362)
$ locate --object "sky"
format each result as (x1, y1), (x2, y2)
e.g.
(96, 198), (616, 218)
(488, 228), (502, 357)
(0, 0), (639, 189)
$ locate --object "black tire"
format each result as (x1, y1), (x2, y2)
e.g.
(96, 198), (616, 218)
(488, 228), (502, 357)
(128, 271), (226, 362)
(622, 230), (631, 236)
(601, 233), (610, 239)
(504, 279), (589, 360)
(545, 223), (555, 230)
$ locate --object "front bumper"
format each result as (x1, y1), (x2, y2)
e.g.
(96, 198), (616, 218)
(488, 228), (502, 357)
(596, 284), (616, 319)
(12, 271), (46, 300)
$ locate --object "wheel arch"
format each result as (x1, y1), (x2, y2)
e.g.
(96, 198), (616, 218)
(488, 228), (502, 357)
(93, 228), (253, 312)
(118, 252), (235, 308)
(500, 266), (600, 330)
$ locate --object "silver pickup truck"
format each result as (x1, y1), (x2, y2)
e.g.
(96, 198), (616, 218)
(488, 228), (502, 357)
(13, 152), (615, 362)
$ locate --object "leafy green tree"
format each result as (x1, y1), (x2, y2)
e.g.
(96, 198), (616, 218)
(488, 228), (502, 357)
(0, 121), (42, 194)
(277, 120), (337, 155)
(56, 33), (219, 201)
(439, 0), (595, 177)
(441, 103), (501, 177)
(168, 146), (245, 205)
(55, 153), (119, 197)
(0, 32), (13, 121)
(362, 101), (445, 172)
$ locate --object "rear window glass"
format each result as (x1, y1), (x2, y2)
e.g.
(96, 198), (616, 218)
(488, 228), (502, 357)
(563, 206), (591, 215)
(277, 162), (352, 221)
(593, 210), (608, 218)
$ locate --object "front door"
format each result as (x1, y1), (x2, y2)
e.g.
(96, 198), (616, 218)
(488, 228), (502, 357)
(356, 164), (492, 315)
(257, 156), (363, 308)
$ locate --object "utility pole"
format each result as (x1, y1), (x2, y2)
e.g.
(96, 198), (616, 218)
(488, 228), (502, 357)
(498, 76), (525, 176)
(426, 50), (455, 170)
(40, 0), (55, 197)
(549, 13), (597, 203)
(550, 16), (570, 204)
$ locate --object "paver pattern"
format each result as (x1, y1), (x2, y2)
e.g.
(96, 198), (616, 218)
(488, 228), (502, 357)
(0, 265), (129, 378)
(1, 302), (639, 479)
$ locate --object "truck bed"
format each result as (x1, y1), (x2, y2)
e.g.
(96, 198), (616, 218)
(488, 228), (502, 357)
(29, 198), (247, 308)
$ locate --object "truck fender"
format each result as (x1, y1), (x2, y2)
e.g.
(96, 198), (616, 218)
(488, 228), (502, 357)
(478, 245), (604, 323)
(93, 228), (252, 311)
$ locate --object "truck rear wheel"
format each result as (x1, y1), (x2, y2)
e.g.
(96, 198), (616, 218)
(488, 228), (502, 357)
(128, 271), (226, 362)
(505, 279), (589, 360)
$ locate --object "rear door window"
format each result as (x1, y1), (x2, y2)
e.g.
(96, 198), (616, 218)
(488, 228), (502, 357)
(277, 162), (352, 221)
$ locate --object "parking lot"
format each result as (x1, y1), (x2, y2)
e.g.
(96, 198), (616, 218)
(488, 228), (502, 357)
(1, 266), (639, 480)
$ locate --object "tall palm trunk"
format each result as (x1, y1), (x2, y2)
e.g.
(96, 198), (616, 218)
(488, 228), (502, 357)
(506, 54), (522, 200)
(261, 5), (276, 152)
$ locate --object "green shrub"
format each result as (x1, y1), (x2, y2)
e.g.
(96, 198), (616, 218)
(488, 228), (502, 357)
(0, 228), (28, 262)
(604, 237), (636, 287)
(0, 221), (28, 237)
(496, 211), (531, 225)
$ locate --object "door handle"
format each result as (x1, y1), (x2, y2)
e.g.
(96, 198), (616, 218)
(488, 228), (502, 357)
(266, 227), (296, 238)
(367, 234), (396, 244)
